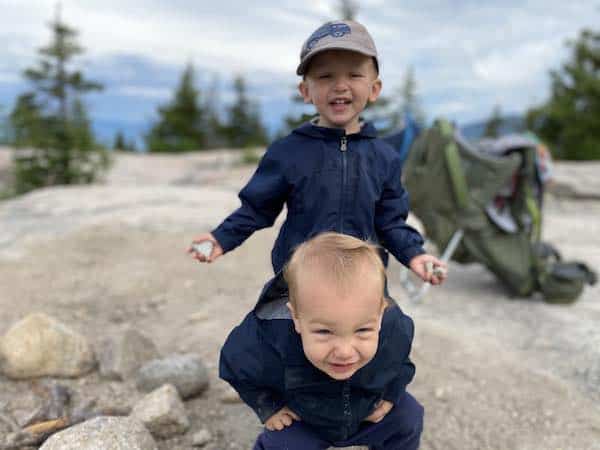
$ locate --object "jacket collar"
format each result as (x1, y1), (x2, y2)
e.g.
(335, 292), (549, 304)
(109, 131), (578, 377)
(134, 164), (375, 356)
(293, 118), (378, 140)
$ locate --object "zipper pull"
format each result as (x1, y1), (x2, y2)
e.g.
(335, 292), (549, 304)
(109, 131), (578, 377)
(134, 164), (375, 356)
(340, 136), (347, 152)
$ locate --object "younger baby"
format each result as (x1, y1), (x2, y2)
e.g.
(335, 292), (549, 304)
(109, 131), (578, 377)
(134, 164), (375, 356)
(220, 232), (423, 449)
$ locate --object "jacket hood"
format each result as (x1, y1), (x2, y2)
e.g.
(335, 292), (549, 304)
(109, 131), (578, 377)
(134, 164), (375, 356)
(292, 120), (378, 140)
(254, 272), (291, 320)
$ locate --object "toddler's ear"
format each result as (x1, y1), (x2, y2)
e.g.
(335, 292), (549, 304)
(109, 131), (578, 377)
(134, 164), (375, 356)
(286, 302), (302, 334)
(298, 81), (313, 104)
(368, 78), (382, 103)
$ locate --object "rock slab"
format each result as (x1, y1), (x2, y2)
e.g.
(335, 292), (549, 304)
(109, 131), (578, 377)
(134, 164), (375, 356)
(39, 416), (157, 450)
(0, 313), (96, 379)
(98, 327), (159, 380)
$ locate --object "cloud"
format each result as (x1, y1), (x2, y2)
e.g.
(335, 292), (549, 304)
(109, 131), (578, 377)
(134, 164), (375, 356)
(0, 0), (598, 131)
(114, 85), (172, 100)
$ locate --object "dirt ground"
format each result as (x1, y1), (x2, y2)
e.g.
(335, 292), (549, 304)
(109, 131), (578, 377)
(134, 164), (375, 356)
(1, 150), (600, 449)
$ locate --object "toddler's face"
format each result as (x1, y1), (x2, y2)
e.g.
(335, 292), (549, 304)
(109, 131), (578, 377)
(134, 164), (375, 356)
(299, 50), (382, 134)
(287, 271), (385, 380)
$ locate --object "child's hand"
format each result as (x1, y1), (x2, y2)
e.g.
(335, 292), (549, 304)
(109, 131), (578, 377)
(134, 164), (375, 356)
(188, 233), (223, 263)
(265, 406), (301, 431)
(409, 254), (447, 285)
(364, 400), (393, 423)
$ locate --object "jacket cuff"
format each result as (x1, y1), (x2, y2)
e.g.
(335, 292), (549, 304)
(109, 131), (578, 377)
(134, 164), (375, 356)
(255, 396), (287, 423)
(382, 380), (406, 404)
(398, 245), (426, 267)
(211, 227), (239, 254)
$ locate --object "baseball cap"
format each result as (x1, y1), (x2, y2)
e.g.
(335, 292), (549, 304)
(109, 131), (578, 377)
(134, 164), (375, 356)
(297, 20), (379, 76)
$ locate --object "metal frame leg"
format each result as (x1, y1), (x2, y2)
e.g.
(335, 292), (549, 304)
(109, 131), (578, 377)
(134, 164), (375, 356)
(400, 229), (464, 303)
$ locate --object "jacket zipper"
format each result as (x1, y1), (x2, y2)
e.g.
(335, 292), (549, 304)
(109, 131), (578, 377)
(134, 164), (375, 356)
(339, 136), (348, 233)
(342, 381), (352, 439)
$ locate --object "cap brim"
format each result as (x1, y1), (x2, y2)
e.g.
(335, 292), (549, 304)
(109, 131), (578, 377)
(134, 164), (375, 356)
(296, 43), (378, 75)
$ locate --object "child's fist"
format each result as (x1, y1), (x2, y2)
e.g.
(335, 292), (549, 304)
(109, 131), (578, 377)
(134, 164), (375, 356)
(409, 254), (447, 285)
(265, 407), (301, 431)
(188, 233), (223, 263)
(364, 400), (393, 423)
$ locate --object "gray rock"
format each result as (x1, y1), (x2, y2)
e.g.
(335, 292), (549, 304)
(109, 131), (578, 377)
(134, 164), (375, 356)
(39, 416), (157, 450)
(0, 313), (96, 379)
(136, 353), (209, 399)
(98, 328), (159, 380)
(130, 384), (189, 438)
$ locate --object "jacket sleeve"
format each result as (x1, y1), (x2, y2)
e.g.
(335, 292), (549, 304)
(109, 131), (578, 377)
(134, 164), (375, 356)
(382, 309), (416, 404)
(219, 312), (286, 423)
(212, 144), (290, 253)
(374, 153), (425, 267)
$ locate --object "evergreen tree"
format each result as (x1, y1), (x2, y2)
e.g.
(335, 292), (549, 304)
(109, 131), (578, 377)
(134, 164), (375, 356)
(113, 131), (137, 152)
(9, 6), (108, 194)
(483, 104), (503, 138)
(0, 105), (9, 144)
(526, 29), (600, 160)
(202, 74), (226, 149)
(113, 130), (126, 151)
(337, 0), (359, 20)
(363, 66), (425, 134)
(222, 76), (268, 148)
(146, 63), (205, 152)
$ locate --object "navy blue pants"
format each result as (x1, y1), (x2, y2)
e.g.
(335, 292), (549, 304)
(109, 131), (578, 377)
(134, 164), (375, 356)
(253, 392), (424, 450)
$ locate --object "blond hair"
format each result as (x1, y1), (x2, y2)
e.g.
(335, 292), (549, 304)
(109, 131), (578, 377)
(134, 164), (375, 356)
(283, 232), (385, 307)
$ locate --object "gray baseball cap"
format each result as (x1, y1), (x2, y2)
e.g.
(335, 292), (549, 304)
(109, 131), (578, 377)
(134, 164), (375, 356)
(297, 20), (379, 76)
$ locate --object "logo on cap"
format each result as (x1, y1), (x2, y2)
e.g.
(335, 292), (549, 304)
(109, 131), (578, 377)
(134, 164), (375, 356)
(305, 22), (352, 51)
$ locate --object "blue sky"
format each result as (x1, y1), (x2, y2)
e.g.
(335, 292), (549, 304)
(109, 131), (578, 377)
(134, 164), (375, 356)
(0, 0), (598, 147)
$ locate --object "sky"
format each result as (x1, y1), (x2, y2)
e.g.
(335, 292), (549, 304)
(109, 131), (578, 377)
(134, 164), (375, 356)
(0, 0), (599, 147)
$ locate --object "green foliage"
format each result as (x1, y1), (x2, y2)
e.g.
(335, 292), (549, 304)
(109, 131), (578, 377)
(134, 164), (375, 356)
(483, 105), (503, 138)
(8, 8), (109, 195)
(146, 63), (206, 152)
(364, 66), (426, 134)
(113, 130), (137, 152)
(222, 76), (269, 148)
(526, 29), (600, 160)
(337, 0), (359, 20)
(0, 105), (10, 144)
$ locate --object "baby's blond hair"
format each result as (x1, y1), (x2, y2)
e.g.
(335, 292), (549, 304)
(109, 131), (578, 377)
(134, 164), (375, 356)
(284, 232), (385, 307)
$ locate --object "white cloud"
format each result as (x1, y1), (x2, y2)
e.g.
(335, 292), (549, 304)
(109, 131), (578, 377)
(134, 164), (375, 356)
(114, 85), (172, 100)
(0, 0), (598, 127)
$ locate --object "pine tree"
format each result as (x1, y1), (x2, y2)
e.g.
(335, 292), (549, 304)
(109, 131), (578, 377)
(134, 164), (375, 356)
(483, 104), (503, 138)
(363, 66), (425, 134)
(9, 6), (108, 194)
(337, 0), (359, 20)
(222, 76), (268, 148)
(113, 131), (126, 151)
(113, 131), (137, 152)
(146, 63), (205, 152)
(0, 105), (9, 144)
(202, 74), (226, 149)
(526, 29), (600, 160)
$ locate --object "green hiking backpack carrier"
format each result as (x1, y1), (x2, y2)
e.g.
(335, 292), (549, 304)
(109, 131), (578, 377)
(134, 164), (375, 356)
(401, 119), (596, 303)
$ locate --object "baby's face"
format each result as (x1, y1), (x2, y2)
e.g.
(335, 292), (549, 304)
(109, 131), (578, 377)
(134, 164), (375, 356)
(298, 49), (381, 134)
(288, 272), (385, 380)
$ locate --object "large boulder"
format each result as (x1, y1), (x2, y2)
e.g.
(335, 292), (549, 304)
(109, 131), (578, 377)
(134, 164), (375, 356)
(0, 313), (96, 379)
(98, 327), (159, 380)
(136, 353), (209, 399)
(39, 416), (157, 450)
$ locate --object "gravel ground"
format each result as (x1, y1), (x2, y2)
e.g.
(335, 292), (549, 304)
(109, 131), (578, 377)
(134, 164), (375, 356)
(0, 150), (599, 449)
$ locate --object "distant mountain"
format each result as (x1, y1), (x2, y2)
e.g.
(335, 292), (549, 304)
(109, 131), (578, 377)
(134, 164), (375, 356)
(459, 114), (526, 140)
